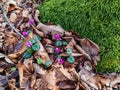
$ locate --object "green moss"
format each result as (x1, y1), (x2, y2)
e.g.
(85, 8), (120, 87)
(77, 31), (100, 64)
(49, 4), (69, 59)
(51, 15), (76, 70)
(38, 0), (120, 72)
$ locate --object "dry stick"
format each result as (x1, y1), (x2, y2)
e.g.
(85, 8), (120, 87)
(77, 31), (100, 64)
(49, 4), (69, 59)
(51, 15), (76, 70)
(0, 4), (24, 39)
(60, 53), (82, 57)
(18, 61), (24, 88)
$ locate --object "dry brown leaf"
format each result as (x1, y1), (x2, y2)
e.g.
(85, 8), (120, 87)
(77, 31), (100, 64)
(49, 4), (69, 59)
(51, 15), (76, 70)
(83, 61), (93, 71)
(32, 25), (45, 37)
(6, 0), (22, 13)
(34, 10), (40, 23)
(30, 75), (36, 89)
(45, 45), (54, 54)
(24, 59), (34, 73)
(17, 61), (24, 87)
(0, 0), (120, 90)
(65, 37), (76, 49)
(8, 79), (19, 90)
(54, 65), (79, 90)
(60, 52), (82, 57)
(22, 10), (29, 18)
(9, 12), (17, 22)
(75, 44), (91, 60)
(46, 70), (59, 90)
(8, 33), (33, 59)
(42, 38), (53, 45)
(0, 53), (14, 64)
(4, 33), (18, 52)
(0, 67), (4, 72)
(34, 78), (49, 90)
(35, 40), (50, 63)
(1, 22), (7, 28)
(6, 0), (17, 12)
(18, 60), (33, 89)
(37, 22), (72, 38)
(80, 38), (100, 65)
(33, 63), (46, 75)
(8, 42), (27, 59)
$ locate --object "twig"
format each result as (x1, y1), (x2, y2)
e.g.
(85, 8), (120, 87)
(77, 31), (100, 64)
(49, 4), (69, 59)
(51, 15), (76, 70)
(0, 4), (24, 39)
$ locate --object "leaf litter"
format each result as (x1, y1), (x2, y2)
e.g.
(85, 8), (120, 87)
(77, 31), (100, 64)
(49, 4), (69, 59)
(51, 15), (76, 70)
(0, 0), (119, 90)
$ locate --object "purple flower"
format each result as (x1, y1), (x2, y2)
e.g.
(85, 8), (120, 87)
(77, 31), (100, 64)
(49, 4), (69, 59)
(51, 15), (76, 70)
(58, 58), (64, 64)
(22, 31), (28, 37)
(55, 47), (61, 53)
(28, 19), (34, 25)
(55, 34), (61, 40)
(26, 41), (32, 47)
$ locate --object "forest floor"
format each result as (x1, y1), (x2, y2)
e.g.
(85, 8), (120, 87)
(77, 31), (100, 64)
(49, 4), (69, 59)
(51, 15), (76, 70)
(0, 0), (120, 90)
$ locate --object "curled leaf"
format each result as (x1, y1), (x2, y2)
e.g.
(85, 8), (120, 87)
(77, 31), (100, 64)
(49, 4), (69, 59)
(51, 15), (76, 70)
(80, 38), (100, 65)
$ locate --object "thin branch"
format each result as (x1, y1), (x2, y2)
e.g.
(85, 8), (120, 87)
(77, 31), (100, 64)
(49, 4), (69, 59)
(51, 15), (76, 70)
(0, 4), (24, 39)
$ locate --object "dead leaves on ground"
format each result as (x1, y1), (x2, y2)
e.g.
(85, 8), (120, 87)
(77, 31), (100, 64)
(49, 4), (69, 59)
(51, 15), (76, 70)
(0, 0), (120, 90)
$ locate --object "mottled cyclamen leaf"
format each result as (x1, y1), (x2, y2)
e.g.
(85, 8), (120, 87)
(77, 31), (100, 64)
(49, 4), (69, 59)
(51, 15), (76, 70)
(23, 51), (32, 59)
(32, 43), (40, 51)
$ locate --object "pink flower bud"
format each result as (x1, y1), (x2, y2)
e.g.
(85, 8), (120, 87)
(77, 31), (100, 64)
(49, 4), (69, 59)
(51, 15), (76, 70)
(28, 19), (34, 25)
(58, 58), (64, 64)
(26, 41), (32, 47)
(55, 47), (61, 53)
(55, 34), (61, 40)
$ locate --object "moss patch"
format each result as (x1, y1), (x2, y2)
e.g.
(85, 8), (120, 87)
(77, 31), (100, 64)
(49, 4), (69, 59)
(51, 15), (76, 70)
(38, 0), (120, 72)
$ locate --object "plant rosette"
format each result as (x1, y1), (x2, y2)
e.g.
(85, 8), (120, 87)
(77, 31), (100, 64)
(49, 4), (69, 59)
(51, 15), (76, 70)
(37, 58), (43, 65)
(44, 60), (52, 68)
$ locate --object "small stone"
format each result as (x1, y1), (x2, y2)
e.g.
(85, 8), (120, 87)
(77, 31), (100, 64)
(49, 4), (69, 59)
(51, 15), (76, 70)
(44, 60), (52, 68)
(37, 58), (42, 65)
(67, 48), (72, 55)
(56, 41), (62, 46)
(67, 56), (75, 64)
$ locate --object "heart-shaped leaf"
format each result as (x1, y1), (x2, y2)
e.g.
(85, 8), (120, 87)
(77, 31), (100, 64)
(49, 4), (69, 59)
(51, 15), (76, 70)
(32, 43), (40, 51)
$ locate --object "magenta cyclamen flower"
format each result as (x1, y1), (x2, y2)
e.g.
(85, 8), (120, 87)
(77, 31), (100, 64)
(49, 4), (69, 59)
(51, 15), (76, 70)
(26, 41), (32, 47)
(58, 58), (64, 64)
(55, 47), (61, 53)
(22, 31), (28, 37)
(28, 19), (34, 25)
(55, 34), (61, 40)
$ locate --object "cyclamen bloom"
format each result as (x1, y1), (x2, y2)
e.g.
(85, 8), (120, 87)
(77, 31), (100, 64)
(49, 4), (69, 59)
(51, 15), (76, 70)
(22, 31), (28, 37)
(26, 41), (32, 47)
(55, 47), (61, 53)
(28, 19), (34, 25)
(58, 58), (64, 64)
(55, 34), (61, 40)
